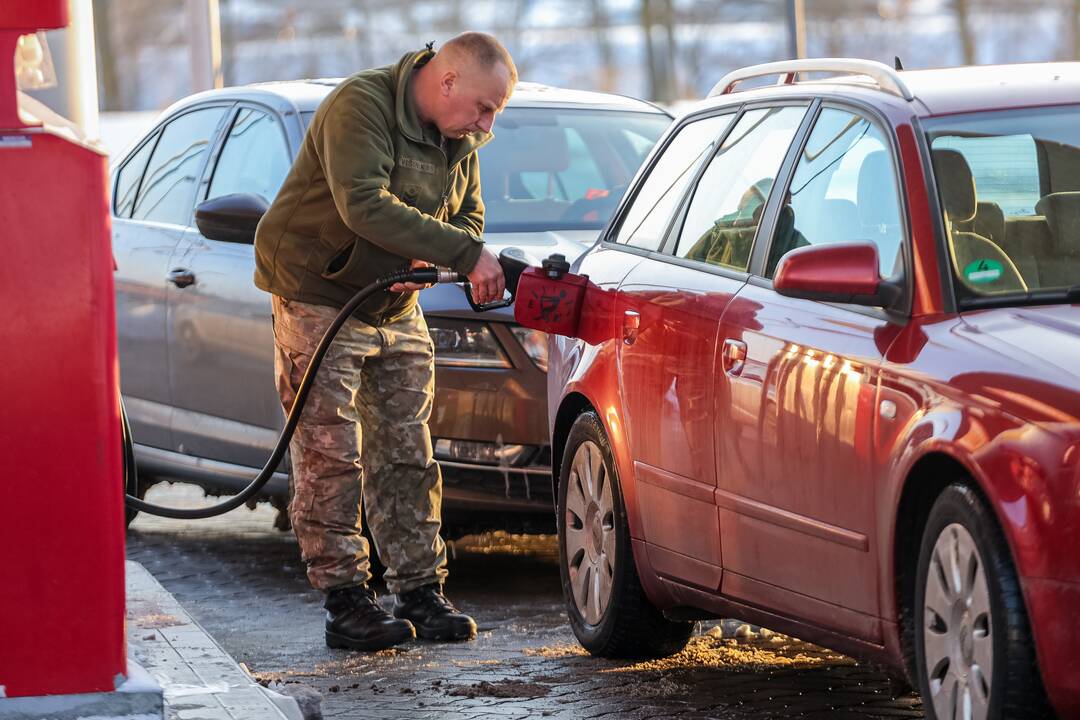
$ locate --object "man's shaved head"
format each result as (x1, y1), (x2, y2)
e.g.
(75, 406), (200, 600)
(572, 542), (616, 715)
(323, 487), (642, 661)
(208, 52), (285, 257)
(413, 33), (517, 139)
(438, 32), (518, 85)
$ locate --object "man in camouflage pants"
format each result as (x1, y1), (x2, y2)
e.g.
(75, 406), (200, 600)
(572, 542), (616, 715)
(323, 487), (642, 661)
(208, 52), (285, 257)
(254, 33), (514, 651)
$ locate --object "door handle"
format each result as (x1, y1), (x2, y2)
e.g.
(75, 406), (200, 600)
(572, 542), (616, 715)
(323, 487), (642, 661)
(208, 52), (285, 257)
(722, 338), (747, 376)
(168, 268), (196, 288)
(622, 310), (640, 346)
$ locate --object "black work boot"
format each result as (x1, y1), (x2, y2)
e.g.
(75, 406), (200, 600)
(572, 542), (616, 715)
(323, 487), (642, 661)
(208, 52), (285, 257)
(324, 584), (415, 651)
(392, 584), (477, 641)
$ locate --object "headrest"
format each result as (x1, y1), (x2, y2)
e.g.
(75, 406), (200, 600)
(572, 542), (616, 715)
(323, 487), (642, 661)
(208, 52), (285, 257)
(976, 201), (1004, 228)
(856, 151), (901, 227)
(1035, 191), (1080, 255)
(823, 198), (859, 231)
(932, 148), (976, 223)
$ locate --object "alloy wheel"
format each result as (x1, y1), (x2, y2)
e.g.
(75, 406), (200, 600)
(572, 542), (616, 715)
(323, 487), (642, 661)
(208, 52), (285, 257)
(564, 439), (616, 625)
(922, 522), (994, 720)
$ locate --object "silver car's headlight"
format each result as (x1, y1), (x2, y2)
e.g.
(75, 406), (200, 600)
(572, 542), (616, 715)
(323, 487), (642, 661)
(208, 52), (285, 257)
(427, 319), (510, 368)
(510, 326), (548, 372)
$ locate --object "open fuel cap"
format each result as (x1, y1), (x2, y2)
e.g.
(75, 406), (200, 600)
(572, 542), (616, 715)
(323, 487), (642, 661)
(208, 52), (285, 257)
(542, 253), (570, 279)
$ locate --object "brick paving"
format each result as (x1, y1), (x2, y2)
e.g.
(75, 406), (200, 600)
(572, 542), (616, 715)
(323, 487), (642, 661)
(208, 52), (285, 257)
(126, 482), (924, 720)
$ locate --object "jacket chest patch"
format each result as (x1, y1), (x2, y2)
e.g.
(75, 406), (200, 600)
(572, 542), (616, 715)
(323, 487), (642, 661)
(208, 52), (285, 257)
(399, 156), (436, 174)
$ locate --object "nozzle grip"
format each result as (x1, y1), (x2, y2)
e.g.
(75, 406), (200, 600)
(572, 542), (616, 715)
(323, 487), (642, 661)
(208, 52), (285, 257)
(464, 287), (513, 312)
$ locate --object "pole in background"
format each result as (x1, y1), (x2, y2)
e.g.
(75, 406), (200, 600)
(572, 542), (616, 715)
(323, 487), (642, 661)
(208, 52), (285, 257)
(187, 0), (223, 92)
(786, 0), (806, 60)
(64, 0), (99, 140)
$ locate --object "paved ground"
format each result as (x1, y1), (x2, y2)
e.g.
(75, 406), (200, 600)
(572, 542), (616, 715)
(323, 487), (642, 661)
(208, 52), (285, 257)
(126, 482), (925, 720)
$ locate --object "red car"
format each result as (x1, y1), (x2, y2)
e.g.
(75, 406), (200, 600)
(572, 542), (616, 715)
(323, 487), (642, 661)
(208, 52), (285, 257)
(546, 60), (1080, 720)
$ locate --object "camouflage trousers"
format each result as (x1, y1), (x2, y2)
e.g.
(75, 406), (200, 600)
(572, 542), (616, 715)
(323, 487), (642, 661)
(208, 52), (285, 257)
(271, 295), (447, 594)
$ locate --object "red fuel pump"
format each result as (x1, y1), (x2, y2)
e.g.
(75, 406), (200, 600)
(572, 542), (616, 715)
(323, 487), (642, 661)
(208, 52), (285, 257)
(0, 1), (126, 699)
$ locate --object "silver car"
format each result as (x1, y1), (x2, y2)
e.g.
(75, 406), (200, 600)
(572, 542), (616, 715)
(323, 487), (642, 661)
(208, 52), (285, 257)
(113, 79), (670, 535)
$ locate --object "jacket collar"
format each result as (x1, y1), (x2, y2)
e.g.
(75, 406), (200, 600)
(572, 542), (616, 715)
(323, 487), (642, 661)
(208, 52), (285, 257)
(394, 49), (493, 168)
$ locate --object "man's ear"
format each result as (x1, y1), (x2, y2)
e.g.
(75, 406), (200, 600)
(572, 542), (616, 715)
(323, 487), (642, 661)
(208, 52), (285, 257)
(439, 70), (457, 97)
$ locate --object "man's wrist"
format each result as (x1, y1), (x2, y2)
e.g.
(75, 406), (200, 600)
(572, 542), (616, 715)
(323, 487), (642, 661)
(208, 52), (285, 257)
(453, 238), (485, 275)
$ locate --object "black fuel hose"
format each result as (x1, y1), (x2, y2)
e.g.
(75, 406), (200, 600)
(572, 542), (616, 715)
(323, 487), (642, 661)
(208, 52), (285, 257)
(123, 266), (463, 519)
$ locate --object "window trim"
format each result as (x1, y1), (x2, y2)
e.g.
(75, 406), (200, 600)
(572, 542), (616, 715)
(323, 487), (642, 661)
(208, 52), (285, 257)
(661, 99), (819, 274)
(124, 101), (235, 229)
(112, 129), (162, 219)
(594, 93), (920, 323)
(201, 102), (293, 208)
(912, 115), (958, 316)
(601, 102), (744, 251)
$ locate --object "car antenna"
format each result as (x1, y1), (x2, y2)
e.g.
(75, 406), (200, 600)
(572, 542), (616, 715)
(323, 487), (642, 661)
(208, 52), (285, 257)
(894, 56), (904, 71)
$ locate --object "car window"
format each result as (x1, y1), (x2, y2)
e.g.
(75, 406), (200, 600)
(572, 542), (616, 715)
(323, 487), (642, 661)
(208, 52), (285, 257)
(674, 105), (809, 271)
(114, 132), (157, 218)
(933, 134), (1040, 216)
(613, 113), (734, 251)
(132, 106), (228, 226)
(478, 108), (670, 233)
(925, 105), (1080, 302)
(764, 108), (903, 279)
(521, 128), (603, 203)
(207, 108), (292, 206)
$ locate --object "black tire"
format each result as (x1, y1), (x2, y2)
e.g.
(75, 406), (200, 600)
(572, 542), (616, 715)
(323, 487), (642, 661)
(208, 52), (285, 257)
(913, 483), (1050, 720)
(121, 395), (145, 528)
(557, 411), (694, 658)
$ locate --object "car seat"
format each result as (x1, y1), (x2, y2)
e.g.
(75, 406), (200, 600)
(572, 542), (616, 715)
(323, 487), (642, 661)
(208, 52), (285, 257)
(1033, 191), (1080, 288)
(932, 149), (1027, 294)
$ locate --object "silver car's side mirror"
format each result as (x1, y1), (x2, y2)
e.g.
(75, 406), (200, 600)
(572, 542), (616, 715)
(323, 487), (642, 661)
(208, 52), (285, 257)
(194, 192), (269, 244)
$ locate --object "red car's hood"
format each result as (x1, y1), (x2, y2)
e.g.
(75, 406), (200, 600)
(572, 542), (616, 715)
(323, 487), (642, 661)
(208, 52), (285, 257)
(956, 304), (1080, 432)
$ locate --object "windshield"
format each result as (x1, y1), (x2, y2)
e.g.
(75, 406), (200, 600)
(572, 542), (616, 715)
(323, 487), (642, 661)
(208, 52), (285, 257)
(479, 108), (670, 233)
(925, 107), (1080, 306)
(301, 107), (669, 234)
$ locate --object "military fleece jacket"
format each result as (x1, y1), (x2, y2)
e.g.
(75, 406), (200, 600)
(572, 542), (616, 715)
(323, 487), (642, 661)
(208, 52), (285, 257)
(254, 49), (489, 325)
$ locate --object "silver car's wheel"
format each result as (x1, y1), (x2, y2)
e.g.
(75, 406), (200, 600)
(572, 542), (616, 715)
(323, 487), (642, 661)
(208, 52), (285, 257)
(564, 439), (616, 625)
(923, 523), (993, 720)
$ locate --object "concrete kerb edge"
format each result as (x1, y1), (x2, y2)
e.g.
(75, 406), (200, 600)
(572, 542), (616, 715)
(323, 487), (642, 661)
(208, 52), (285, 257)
(125, 560), (303, 720)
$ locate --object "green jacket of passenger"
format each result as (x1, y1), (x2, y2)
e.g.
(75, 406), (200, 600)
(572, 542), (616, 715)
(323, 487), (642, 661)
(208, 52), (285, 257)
(254, 48), (489, 325)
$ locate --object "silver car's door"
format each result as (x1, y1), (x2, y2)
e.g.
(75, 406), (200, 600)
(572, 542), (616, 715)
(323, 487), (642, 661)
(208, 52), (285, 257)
(167, 105), (294, 468)
(114, 104), (231, 450)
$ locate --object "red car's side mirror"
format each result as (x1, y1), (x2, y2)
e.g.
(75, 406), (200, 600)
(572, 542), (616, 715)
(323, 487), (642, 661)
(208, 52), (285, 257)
(773, 242), (899, 308)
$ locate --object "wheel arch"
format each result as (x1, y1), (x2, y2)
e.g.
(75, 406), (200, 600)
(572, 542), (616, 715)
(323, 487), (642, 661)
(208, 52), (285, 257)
(551, 391), (596, 502)
(892, 451), (974, 681)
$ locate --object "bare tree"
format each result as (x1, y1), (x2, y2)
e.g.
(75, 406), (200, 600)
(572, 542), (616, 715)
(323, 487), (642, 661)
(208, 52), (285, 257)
(1069, 0), (1080, 60)
(952, 0), (976, 65)
(806, 0), (879, 58)
(588, 0), (616, 92)
(640, 0), (676, 103)
(92, 0), (123, 110)
(675, 0), (726, 98)
(498, 0), (534, 81)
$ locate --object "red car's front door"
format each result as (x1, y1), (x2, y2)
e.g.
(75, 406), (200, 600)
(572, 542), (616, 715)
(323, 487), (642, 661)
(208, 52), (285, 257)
(712, 106), (908, 640)
(616, 258), (737, 589)
(606, 111), (738, 589)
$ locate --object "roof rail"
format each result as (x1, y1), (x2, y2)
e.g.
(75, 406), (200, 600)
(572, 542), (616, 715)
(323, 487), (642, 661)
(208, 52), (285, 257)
(707, 58), (914, 101)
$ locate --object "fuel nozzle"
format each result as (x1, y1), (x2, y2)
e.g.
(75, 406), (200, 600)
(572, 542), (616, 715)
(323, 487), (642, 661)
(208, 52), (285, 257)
(462, 246), (541, 313)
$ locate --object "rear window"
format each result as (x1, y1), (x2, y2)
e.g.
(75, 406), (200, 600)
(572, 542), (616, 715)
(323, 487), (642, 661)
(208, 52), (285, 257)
(925, 106), (1080, 304)
(932, 134), (1040, 216)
